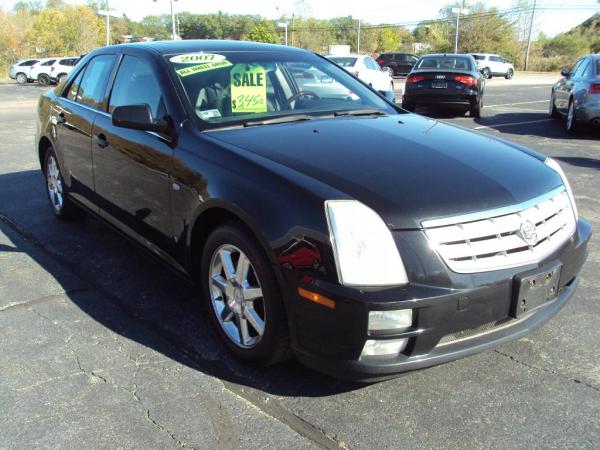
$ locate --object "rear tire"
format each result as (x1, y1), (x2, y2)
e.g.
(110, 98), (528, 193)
(403, 101), (415, 112)
(470, 96), (482, 118)
(38, 74), (50, 86)
(43, 146), (84, 220)
(482, 67), (491, 79)
(505, 69), (514, 80)
(566, 99), (578, 134)
(201, 223), (290, 366)
(16, 73), (27, 84)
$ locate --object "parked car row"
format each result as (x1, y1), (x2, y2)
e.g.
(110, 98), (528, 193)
(9, 56), (80, 85)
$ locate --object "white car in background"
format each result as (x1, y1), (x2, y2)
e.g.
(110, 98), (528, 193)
(30, 58), (58, 86)
(471, 53), (515, 79)
(50, 57), (80, 84)
(327, 54), (395, 95)
(8, 58), (42, 84)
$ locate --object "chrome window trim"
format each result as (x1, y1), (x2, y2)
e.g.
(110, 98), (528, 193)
(421, 186), (565, 228)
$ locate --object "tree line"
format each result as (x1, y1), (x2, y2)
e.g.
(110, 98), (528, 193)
(1, 0), (597, 78)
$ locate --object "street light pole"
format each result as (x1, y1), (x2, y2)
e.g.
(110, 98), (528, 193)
(357, 19), (361, 53)
(452, 2), (468, 53)
(105, 0), (110, 46)
(153, 0), (178, 40)
(169, 0), (176, 40)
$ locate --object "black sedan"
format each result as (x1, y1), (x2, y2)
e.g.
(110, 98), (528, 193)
(402, 53), (484, 117)
(36, 40), (590, 381)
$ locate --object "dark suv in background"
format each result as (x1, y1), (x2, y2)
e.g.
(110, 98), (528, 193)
(376, 52), (418, 76)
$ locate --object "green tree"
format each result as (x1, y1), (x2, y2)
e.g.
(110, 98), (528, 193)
(246, 22), (276, 43)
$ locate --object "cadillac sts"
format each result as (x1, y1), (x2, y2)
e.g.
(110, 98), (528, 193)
(36, 41), (591, 381)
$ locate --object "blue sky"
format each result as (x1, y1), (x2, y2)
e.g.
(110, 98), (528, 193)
(1, 0), (598, 36)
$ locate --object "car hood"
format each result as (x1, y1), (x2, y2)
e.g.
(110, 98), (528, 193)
(208, 114), (562, 229)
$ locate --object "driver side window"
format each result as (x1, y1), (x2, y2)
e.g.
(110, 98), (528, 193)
(109, 56), (165, 120)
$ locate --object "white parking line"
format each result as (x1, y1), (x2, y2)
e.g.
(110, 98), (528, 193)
(485, 100), (548, 108)
(486, 106), (548, 113)
(473, 118), (553, 130)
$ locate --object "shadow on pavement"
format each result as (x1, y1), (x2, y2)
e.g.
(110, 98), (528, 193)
(555, 156), (600, 170)
(0, 169), (364, 398)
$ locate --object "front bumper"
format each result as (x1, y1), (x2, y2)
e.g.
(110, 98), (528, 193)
(285, 219), (591, 381)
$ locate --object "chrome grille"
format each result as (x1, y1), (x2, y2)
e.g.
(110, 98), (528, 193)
(423, 188), (576, 273)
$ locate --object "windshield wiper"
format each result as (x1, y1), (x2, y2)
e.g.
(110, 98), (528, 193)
(334, 109), (388, 117)
(243, 115), (314, 127)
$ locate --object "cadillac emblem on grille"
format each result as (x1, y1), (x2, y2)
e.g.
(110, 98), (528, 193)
(519, 220), (538, 245)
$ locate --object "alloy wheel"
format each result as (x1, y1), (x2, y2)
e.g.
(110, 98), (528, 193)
(208, 244), (266, 349)
(46, 155), (63, 212)
(567, 101), (575, 131)
(16, 73), (27, 84)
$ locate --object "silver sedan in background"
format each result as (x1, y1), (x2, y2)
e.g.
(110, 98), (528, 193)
(550, 54), (600, 134)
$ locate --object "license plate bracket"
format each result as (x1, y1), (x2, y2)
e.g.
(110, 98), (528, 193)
(512, 264), (562, 318)
(432, 81), (447, 89)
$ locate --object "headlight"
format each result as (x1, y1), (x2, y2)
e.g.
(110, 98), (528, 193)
(545, 157), (578, 219)
(325, 200), (408, 286)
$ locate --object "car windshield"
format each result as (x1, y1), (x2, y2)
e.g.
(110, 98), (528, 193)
(416, 56), (472, 70)
(327, 57), (357, 67)
(596, 59), (600, 77)
(167, 51), (395, 128)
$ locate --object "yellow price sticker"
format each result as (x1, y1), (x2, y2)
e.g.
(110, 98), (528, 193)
(230, 64), (267, 113)
(176, 60), (232, 77)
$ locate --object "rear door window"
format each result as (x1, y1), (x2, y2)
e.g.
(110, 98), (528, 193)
(41, 60), (56, 66)
(66, 69), (85, 102)
(76, 54), (117, 110)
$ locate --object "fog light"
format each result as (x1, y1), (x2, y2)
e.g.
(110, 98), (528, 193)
(368, 309), (412, 331)
(361, 338), (408, 357)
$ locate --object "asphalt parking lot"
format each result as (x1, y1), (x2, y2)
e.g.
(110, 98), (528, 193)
(1, 78), (599, 449)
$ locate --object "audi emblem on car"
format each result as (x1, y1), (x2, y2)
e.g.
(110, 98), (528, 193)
(35, 40), (591, 381)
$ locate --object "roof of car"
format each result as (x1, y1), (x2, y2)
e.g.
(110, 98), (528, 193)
(105, 39), (309, 55)
(420, 53), (473, 57)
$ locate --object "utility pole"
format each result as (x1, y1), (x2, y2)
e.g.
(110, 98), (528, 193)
(524, 0), (537, 71)
(357, 19), (361, 53)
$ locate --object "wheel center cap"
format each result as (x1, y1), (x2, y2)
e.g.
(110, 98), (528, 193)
(226, 282), (244, 315)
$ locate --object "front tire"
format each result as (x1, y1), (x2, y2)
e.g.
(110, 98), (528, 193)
(43, 147), (83, 220)
(16, 73), (27, 84)
(505, 68), (514, 79)
(566, 99), (578, 134)
(549, 91), (560, 118)
(201, 223), (290, 366)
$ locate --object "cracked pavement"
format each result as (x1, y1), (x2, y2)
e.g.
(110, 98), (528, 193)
(1, 81), (599, 449)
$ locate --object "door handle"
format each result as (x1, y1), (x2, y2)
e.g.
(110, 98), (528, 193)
(95, 134), (108, 149)
(56, 112), (66, 124)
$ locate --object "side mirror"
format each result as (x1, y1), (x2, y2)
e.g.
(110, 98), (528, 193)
(112, 104), (168, 133)
(560, 67), (570, 78)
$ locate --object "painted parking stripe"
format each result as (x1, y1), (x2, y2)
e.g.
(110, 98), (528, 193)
(485, 100), (548, 107)
(473, 118), (553, 130)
